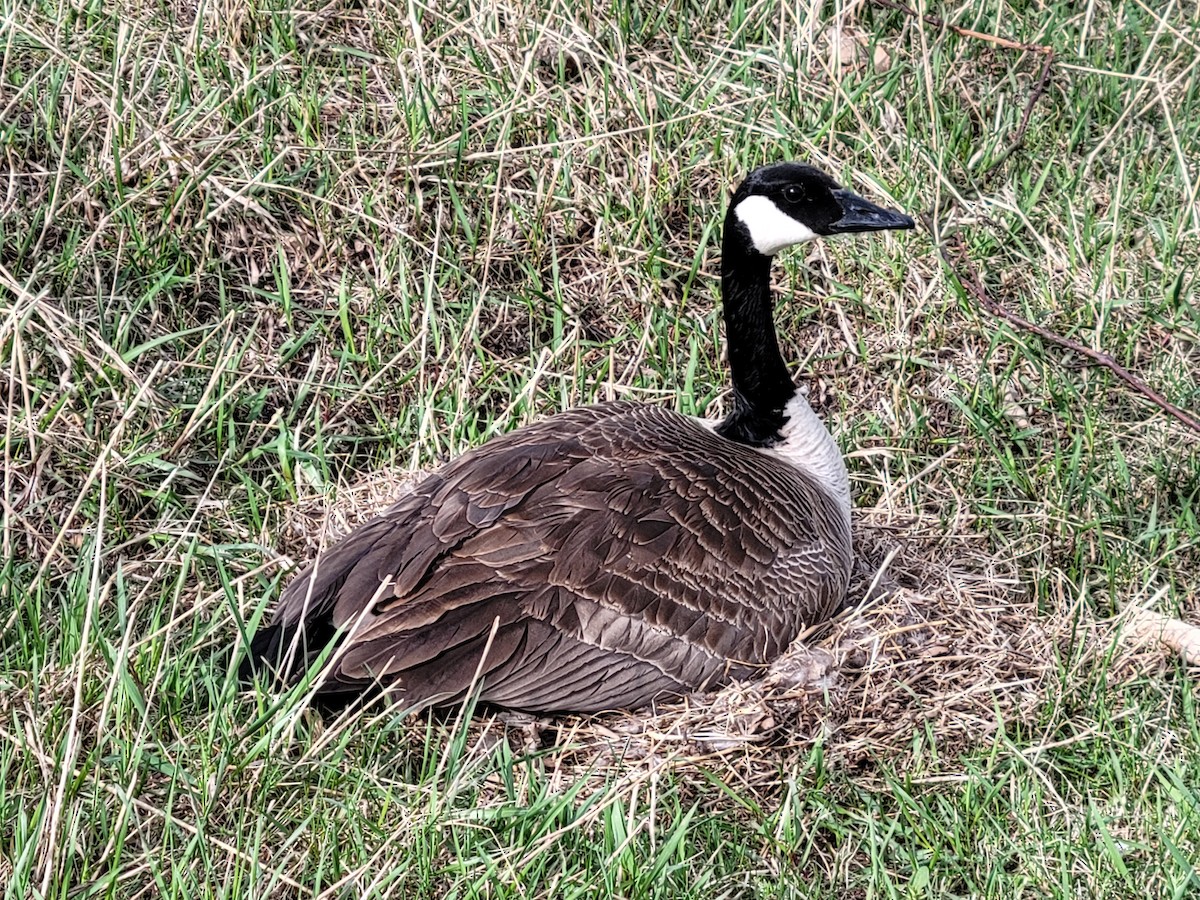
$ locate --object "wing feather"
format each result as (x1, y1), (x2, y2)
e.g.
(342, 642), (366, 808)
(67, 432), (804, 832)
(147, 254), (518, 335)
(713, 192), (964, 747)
(254, 401), (851, 713)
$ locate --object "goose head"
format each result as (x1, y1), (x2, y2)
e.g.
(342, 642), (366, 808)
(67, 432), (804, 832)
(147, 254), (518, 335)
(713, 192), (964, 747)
(728, 162), (914, 257)
(715, 161), (914, 467)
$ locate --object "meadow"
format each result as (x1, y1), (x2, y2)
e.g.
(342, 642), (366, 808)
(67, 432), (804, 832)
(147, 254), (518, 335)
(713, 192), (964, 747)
(2, 0), (1199, 896)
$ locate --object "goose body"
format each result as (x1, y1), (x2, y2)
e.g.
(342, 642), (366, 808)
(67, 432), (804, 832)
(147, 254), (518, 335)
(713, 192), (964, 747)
(240, 162), (913, 713)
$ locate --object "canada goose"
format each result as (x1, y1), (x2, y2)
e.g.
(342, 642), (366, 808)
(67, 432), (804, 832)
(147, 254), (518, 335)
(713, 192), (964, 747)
(239, 162), (914, 714)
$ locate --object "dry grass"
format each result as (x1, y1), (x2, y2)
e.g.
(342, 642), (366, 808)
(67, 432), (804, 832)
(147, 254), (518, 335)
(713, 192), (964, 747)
(4, 0), (1200, 896)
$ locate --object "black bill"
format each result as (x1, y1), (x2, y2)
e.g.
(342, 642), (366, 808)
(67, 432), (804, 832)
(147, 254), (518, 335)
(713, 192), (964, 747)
(827, 188), (915, 234)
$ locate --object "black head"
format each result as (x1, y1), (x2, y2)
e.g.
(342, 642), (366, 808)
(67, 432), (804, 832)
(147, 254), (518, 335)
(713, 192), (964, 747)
(728, 162), (915, 256)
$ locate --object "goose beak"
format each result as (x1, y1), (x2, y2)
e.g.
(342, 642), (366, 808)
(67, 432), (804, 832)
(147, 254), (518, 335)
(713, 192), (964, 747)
(827, 189), (915, 234)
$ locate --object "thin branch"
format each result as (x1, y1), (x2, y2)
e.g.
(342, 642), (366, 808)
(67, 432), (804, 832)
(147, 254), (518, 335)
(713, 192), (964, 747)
(872, 0), (1059, 217)
(878, 5), (1194, 434)
(1014, 52), (1056, 141)
(869, 0), (1053, 54)
(938, 236), (1200, 437)
(977, 50), (1055, 181)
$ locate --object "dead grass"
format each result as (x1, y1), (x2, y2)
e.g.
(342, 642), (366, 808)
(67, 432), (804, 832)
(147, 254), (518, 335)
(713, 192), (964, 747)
(4, 0), (1200, 895)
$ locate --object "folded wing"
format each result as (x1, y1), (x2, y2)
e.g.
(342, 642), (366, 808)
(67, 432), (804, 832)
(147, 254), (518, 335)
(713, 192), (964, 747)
(242, 402), (851, 713)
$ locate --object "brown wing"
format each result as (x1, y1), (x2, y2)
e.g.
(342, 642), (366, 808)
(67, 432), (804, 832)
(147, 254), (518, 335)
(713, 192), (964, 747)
(253, 401), (851, 713)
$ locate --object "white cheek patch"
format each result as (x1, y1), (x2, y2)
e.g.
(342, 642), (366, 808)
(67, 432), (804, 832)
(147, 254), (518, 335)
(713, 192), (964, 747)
(733, 195), (818, 255)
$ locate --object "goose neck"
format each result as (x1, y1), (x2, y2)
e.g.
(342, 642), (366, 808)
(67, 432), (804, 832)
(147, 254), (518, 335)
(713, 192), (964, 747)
(715, 222), (797, 445)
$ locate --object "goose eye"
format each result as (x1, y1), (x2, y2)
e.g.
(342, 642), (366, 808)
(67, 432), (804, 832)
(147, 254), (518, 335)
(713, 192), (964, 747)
(782, 185), (803, 204)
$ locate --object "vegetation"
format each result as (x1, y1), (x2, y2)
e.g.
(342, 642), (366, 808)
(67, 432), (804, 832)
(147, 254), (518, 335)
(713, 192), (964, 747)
(2, 0), (1198, 896)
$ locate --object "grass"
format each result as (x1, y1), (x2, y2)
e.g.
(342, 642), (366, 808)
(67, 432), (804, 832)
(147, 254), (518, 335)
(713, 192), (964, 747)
(2, 0), (1200, 896)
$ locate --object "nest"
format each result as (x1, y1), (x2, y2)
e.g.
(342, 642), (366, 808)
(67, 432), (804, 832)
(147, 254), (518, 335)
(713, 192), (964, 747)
(537, 516), (1057, 774)
(277, 467), (1172, 778)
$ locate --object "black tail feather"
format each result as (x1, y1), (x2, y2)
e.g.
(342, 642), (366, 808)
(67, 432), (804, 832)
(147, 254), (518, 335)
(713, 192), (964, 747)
(235, 614), (345, 688)
(236, 620), (290, 685)
(234, 618), (388, 716)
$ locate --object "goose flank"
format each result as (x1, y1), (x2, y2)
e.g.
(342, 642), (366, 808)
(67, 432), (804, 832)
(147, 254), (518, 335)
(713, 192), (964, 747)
(238, 162), (915, 714)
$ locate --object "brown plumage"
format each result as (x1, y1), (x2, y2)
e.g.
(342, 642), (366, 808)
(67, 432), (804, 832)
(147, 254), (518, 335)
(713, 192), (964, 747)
(238, 162), (914, 713)
(247, 404), (850, 712)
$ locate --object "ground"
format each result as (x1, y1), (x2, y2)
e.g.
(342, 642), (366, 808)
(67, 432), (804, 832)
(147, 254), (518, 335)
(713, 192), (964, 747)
(2, 0), (1199, 897)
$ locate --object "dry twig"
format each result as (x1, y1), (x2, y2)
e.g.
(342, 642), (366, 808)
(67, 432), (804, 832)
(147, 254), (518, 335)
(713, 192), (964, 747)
(872, 0), (1058, 208)
(879, 4), (1199, 437)
(939, 236), (1200, 437)
(869, 0), (1053, 54)
(979, 50), (1056, 180)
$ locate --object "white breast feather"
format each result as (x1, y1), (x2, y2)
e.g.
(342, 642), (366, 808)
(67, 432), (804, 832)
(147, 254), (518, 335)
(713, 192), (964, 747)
(763, 392), (851, 527)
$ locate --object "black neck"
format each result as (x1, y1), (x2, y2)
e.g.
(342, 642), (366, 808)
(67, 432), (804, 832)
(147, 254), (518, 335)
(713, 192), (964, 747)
(715, 213), (797, 446)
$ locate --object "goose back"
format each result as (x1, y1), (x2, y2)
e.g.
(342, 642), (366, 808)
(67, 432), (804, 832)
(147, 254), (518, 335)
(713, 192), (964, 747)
(255, 400), (852, 713)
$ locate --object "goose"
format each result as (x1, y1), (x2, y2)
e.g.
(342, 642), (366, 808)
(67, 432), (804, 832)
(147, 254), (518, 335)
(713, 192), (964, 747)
(238, 162), (914, 714)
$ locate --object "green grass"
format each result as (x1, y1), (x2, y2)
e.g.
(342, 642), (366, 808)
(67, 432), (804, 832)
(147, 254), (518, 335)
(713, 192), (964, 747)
(3, 0), (1200, 896)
